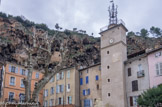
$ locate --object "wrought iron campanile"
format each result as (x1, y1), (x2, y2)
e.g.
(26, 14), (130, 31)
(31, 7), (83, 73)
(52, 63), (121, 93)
(108, 0), (118, 27)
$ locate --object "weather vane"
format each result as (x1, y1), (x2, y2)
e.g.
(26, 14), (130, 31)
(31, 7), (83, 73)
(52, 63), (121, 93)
(108, 0), (118, 26)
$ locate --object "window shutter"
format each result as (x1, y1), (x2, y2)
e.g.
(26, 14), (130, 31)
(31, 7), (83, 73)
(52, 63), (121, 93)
(160, 63), (162, 75)
(80, 78), (83, 85)
(16, 67), (18, 73)
(20, 68), (22, 75)
(9, 65), (11, 72)
(69, 96), (72, 104)
(86, 76), (89, 84)
(83, 90), (85, 96)
(130, 96), (133, 106)
(90, 99), (92, 106)
(62, 72), (64, 79)
(61, 97), (63, 105)
(156, 64), (159, 76)
(62, 85), (64, 92)
(56, 73), (59, 80)
(88, 89), (90, 95)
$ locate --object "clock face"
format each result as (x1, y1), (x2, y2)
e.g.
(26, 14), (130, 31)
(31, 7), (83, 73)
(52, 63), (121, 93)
(109, 39), (114, 44)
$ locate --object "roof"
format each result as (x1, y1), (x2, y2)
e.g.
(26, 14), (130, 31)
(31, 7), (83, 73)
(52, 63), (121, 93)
(99, 24), (128, 35)
(79, 63), (101, 71)
(146, 46), (162, 55)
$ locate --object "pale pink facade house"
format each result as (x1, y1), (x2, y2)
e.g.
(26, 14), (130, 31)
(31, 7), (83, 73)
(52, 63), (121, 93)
(147, 47), (162, 88)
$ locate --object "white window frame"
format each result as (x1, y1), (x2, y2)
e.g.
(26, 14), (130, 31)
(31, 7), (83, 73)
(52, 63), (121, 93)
(10, 76), (15, 86)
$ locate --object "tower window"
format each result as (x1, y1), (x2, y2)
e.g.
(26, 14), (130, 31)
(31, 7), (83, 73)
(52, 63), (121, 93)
(107, 51), (109, 54)
(108, 79), (110, 82)
(108, 93), (110, 97)
(128, 68), (131, 76)
(107, 66), (110, 69)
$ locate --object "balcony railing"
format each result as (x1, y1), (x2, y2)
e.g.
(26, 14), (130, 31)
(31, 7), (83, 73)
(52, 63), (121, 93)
(137, 70), (145, 78)
(100, 19), (126, 32)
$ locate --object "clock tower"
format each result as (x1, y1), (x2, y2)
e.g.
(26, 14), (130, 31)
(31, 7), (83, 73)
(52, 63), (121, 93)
(100, 1), (128, 107)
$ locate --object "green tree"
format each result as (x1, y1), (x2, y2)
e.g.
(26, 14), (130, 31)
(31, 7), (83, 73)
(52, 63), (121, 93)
(127, 31), (135, 36)
(150, 26), (162, 37)
(137, 85), (162, 107)
(140, 28), (149, 37)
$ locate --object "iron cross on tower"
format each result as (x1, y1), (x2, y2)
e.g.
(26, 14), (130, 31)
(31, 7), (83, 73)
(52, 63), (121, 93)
(108, 0), (118, 26)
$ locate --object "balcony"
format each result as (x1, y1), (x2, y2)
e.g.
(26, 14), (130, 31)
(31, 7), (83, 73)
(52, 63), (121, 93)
(137, 70), (145, 78)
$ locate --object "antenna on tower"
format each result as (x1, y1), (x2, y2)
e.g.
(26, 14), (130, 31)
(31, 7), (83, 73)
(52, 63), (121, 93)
(108, 0), (118, 28)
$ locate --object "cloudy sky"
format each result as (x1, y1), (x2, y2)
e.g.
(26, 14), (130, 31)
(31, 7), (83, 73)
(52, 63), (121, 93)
(0, 0), (162, 37)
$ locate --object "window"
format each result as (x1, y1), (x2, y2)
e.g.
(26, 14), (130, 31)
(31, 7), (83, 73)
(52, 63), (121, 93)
(107, 51), (109, 54)
(107, 66), (109, 69)
(10, 77), (15, 86)
(67, 84), (70, 92)
(99, 66), (101, 71)
(84, 99), (92, 107)
(19, 93), (25, 102)
(9, 92), (14, 102)
(35, 82), (37, 87)
(50, 77), (54, 82)
(138, 64), (142, 71)
(44, 100), (48, 107)
(36, 72), (39, 79)
(80, 78), (83, 85)
(97, 84), (99, 90)
(80, 72), (82, 76)
(20, 68), (26, 76)
(108, 79), (110, 82)
(128, 68), (131, 76)
(20, 79), (25, 88)
(108, 93), (110, 97)
(44, 89), (48, 97)
(86, 76), (89, 84)
(58, 97), (63, 105)
(156, 63), (162, 76)
(132, 80), (138, 91)
(9, 65), (18, 73)
(86, 69), (89, 73)
(67, 70), (70, 78)
(56, 72), (64, 80)
(50, 87), (54, 95)
(67, 96), (72, 104)
(83, 89), (90, 96)
(50, 99), (54, 106)
(96, 75), (99, 81)
(60, 85), (64, 93)
(56, 85), (64, 93)
(155, 51), (161, 57)
(130, 96), (138, 106)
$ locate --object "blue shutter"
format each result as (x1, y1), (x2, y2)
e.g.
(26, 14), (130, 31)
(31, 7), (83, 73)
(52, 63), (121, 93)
(86, 76), (89, 84)
(83, 90), (85, 96)
(96, 75), (99, 81)
(80, 78), (83, 85)
(16, 67), (18, 73)
(88, 89), (90, 95)
(9, 65), (11, 72)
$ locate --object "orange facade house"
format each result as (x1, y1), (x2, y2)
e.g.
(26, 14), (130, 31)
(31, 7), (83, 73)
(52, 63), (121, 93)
(0, 62), (43, 105)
